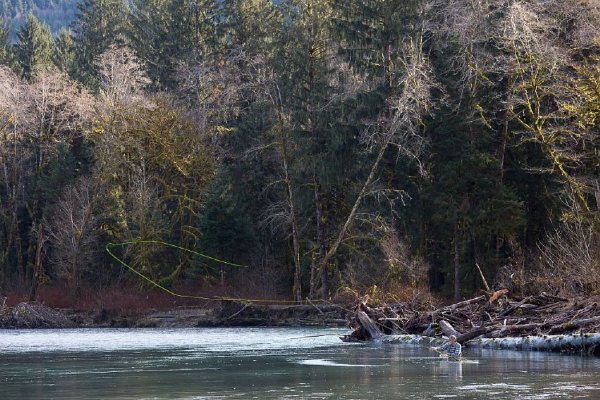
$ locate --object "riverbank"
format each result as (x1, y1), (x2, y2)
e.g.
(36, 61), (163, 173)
(0, 301), (350, 329)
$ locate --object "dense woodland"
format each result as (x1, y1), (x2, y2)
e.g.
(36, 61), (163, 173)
(0, 0), (598, 306)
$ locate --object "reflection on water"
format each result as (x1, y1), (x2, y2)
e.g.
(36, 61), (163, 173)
(0, 327), (599, 399)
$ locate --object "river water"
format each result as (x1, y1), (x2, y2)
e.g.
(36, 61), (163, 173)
(0, 327), (599, 399)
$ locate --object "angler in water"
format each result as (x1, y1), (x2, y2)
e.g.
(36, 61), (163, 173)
(430, 334), (462, 361)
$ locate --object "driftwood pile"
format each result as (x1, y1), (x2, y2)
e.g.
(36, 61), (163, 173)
(343, 290), (600, 344)
(0, 302), (77, 329)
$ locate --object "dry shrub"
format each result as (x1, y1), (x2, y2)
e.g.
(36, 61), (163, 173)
(380, 232), (429, 288)
(497, 216), (599, 296)
(226, 261), (291, 302)
(534, 216), (599, 295)
(336, 231), (433, 307)
(331, 283), (440, 311)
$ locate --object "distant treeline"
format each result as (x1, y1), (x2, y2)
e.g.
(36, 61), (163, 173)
(0, 0), (598, 303)
(1, 0), (78, 36)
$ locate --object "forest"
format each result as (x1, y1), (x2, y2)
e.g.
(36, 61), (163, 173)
(0, 0), (598, 308)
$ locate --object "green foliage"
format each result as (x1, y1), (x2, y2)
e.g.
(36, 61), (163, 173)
(198, 170), (258, 269)
(0, 0), (598, 301)
(420, 108), (526, 294)
(91, 97), (216, 283)
(71, 0), (129, 87)
(332, 0), (423, 86)
(14, 12), (52, 79)
(128, 0), (224, 90)
(0, 17), (12, 65)
(52, 28), (75, 75)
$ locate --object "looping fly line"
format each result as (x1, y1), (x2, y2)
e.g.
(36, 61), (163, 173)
(105, 240), (324, 305)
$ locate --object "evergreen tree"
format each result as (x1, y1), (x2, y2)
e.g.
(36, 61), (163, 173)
(421, 107), (526, 299)
(14, 12), (53, 80)
(71, 0), (129, 87)
(129, 0), (171, 89)
(52, 27), (75, 75)
(0, 17), (11, 66)
(333, 0), (423, 87)
(129, 0), (220, 89)
(219, 0), (279, 54)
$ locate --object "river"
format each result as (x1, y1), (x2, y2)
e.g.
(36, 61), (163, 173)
(0, 327), (599, 399)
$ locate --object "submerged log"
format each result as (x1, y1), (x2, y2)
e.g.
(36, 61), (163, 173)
(472, 333), (600, 356)
(380, 333), (600, 356)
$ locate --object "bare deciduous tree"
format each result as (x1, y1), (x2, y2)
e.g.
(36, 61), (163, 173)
(96, 45), (151, 109)
(47, 179), (100, 294)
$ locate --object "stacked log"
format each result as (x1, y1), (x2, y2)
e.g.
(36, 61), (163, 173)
(342, 290), (600, 355)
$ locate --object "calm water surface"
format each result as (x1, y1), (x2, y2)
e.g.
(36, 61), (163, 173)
(0, 327), (599, 399)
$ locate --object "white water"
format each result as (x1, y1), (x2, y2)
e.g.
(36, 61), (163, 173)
(0, 327), (599, 399)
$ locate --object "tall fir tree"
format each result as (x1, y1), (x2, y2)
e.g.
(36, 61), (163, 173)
(219, 0), (279, 54)
(71, 0), (130, 87)
(332, 0), (423, 88)
(129, 0), (220, 89)
(275, 0), (369, 299)
(52, 28), (76, 75)
(14, 12), (53, 80)
(0, 17), (11, 66)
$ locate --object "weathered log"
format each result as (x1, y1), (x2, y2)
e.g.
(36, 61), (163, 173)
(456, 326), (496, 343)
(488, 323), (547, 338)
(422, 323), (436, 337)
(439, 320), (460, 337)
(432, 295), (486, 316)
(357, 311), (381, 339)
(548, 315), (600, 334)
(344, 291), (600, 355)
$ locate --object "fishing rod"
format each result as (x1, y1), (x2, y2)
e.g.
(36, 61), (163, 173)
(105, 240), (329, 305)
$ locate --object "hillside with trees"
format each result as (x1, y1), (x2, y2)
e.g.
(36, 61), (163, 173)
(0, 0), (598, 308)
(1, 0), (79, 35)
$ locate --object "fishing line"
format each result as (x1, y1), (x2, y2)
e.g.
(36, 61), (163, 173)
(105, 240), (328, 305)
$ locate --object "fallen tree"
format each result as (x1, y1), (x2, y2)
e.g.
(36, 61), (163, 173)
(341, 290), (600, 355)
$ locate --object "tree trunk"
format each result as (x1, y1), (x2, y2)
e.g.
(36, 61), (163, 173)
(453, 221), (461, 301)
(281, 132), (302, 302)
(314, 182), (328, 299)
(29, 223), (44, 301)
(594, 180), (600, 213)
(316, 142), (388, 299)
(384, 42), (392, 89)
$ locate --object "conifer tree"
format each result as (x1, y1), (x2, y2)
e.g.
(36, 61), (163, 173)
(333, 0), (423, 88)
(219, 0), (279, 54)
(0, 17), (11, 66)
(14, 13), (53, 80)
(71, 0), (130, 87)
(53, 28), (75, 75)
(274, 0), (339, 299)
(129, 0), (220, 89)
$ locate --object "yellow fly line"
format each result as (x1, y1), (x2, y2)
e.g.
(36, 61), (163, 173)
(105, 240), (326, 305)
